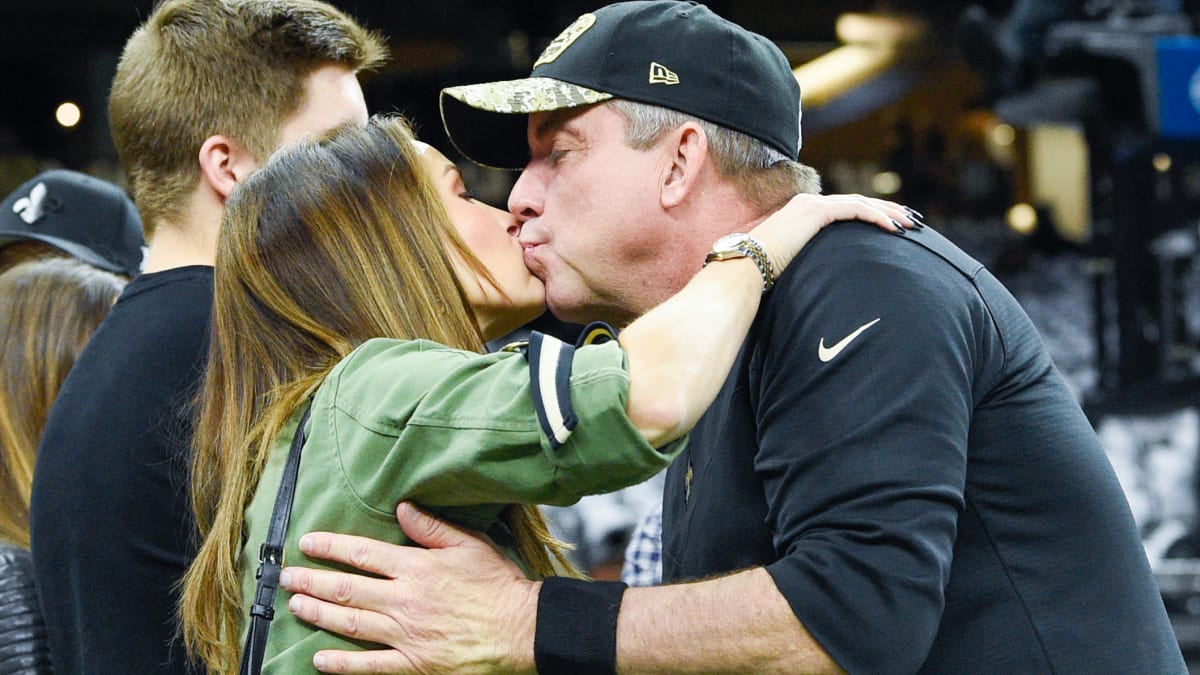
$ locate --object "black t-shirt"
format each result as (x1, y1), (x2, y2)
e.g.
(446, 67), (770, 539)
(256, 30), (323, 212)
(30, 266), (212, 674)
(662, 225), (1185, 674)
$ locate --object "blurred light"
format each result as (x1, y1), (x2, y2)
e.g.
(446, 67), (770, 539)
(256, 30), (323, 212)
(871, 171), (902, 195)
(1007, 203), (1038, 235)
(795, 12), (927, 108)
(55, 102), (81, 128)
(794, 45), (896, 108)
(1153, 153), (1173, 173)
(990, 123), (1016, 147)
(835, 13), (925, 45)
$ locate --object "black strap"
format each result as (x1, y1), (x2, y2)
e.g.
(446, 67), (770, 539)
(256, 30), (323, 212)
(240, 404), (312, 675)
(534, 576), (626, 674)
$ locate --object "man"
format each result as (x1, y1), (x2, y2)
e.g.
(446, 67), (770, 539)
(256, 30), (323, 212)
(28, 1), (385, 672)
(278, 2), (1185, 673)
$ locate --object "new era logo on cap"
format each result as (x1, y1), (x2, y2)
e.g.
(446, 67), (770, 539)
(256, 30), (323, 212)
(649, 62), (679, 85)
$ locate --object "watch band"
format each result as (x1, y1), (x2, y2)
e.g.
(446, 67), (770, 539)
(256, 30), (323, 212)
(703, 234), (775, 292)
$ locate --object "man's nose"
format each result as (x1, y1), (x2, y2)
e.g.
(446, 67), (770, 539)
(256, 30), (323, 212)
(507, 167), (543, 223)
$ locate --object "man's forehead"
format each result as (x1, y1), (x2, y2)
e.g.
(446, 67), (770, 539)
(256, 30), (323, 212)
(530, 108), (592, 143)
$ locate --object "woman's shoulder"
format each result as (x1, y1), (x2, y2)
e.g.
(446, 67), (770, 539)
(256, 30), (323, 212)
(320, 338), (504, 407)
(335, 337), (478, 375)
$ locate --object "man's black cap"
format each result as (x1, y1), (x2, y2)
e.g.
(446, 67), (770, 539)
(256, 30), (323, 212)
(0, 170), (145, 276)
(440, 0), (802, 169)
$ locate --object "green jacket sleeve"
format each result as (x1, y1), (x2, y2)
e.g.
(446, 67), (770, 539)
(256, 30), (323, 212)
(316, 336), (682, 519)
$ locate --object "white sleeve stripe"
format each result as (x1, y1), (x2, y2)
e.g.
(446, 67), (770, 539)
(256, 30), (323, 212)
(537, 337), (570, 444)
(528, 332), (578, 449)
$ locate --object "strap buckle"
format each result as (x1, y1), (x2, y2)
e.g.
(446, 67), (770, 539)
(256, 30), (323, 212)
(258, 542), (283, 566)
(249, 602), (275, 620)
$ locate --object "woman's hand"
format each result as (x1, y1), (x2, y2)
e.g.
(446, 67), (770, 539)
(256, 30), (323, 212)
(749, 194), (921, 278)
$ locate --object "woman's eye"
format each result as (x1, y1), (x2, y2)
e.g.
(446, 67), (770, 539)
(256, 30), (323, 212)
(459, 190), (479, 202)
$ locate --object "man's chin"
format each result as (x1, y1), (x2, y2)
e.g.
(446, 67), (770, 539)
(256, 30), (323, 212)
(548, 299), (632, 329)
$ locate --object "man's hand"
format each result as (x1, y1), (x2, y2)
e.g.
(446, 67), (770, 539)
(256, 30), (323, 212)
(279, 502), (539, 674)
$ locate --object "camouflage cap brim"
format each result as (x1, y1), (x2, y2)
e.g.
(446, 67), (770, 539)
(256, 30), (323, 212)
(442, 76), (612, 115)
(440, 77), (614, 169)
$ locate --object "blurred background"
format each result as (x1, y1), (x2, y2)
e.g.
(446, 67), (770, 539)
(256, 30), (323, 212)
(7, 0), (1200, 659)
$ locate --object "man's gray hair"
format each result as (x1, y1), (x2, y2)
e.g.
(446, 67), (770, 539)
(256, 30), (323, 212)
(606, 99), (820, 212)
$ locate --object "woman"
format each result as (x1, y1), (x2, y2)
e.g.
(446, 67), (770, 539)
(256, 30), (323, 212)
(180, 115), (910, 673)
(0, 257), (127, 675)
(0, 258), (127, 548)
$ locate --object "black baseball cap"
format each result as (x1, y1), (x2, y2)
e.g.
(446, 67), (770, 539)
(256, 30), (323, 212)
(440, 0), (802, 169)
(0, 170), (145, 276)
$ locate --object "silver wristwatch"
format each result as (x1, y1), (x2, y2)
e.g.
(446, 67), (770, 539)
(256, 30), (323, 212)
(703, 232), (775, 292)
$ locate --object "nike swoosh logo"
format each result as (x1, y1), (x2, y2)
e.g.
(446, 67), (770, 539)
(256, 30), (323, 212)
(818, 318), (881, 363)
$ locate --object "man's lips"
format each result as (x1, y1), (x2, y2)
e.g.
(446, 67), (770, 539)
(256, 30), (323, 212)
(522, 244), (545, 276)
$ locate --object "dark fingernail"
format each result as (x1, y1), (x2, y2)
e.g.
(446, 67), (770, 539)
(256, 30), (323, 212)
(907, 207), (924, 219)
(913, 217), (926, 229)
(892, 220), (907, 235)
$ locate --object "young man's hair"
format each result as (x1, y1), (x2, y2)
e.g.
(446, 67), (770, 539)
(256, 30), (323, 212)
(180, 116), (573, 673)
(607, 99), (821, 213)
(108, 0), (387, 236)
(0, 258), (126, 548)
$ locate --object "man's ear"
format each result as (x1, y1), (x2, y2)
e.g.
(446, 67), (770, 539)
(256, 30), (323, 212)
(660, 122), (708, 209)
(198, 134), (258, 200)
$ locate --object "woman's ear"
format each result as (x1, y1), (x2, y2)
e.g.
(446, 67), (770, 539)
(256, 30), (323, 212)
(198, 135), (258, 200)
(660, 122), (708, 209)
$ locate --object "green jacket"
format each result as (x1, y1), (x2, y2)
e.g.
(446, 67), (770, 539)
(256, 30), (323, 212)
(239, 335), (682, 671)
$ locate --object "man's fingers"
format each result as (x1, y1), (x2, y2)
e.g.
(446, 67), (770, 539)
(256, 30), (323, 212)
(280, 566), (394, 612)
(311, 647), (413, 674)
(395, 501), (486, 551)
(287, 590), (442, 675)
(287, 593), (395, 642)
(296, 531), (411, 577)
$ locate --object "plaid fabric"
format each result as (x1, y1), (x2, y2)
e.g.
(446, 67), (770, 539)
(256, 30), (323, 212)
(621, 504), (663, 587)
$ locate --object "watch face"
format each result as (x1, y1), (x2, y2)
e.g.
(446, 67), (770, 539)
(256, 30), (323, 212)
(712, 233), (749, 253)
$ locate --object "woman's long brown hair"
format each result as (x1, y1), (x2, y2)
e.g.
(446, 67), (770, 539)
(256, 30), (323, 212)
(180, 116), (573, 673)
(0, 257), (126, 548)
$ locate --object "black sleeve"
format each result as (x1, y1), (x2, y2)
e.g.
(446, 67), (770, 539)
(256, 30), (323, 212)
(753, 226), (994, 674)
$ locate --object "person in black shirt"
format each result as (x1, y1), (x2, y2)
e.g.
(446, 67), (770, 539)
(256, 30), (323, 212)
(27, 1), (387, 672)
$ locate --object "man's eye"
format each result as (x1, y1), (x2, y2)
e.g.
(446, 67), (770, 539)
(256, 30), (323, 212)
(547, 149), (568, 165)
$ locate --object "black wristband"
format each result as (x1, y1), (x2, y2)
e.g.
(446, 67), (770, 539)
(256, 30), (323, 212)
(534, 576), (627, 675)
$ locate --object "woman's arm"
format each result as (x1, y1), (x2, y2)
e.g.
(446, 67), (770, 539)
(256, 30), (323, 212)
(620, 194), (912, 446)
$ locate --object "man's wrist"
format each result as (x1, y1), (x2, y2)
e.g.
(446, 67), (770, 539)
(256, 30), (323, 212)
(534, 576), (627, 674)
(502, 579), (541, 674)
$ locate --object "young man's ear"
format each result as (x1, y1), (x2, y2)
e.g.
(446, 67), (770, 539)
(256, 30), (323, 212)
(660, 122), (709, 209)
(197, 135), (258, 200)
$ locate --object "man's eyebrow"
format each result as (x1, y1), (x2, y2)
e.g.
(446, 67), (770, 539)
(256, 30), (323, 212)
(532, 110), (583, 143)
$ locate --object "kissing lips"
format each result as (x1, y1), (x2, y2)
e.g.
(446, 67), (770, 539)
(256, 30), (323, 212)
(522, 244), (547, 278)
